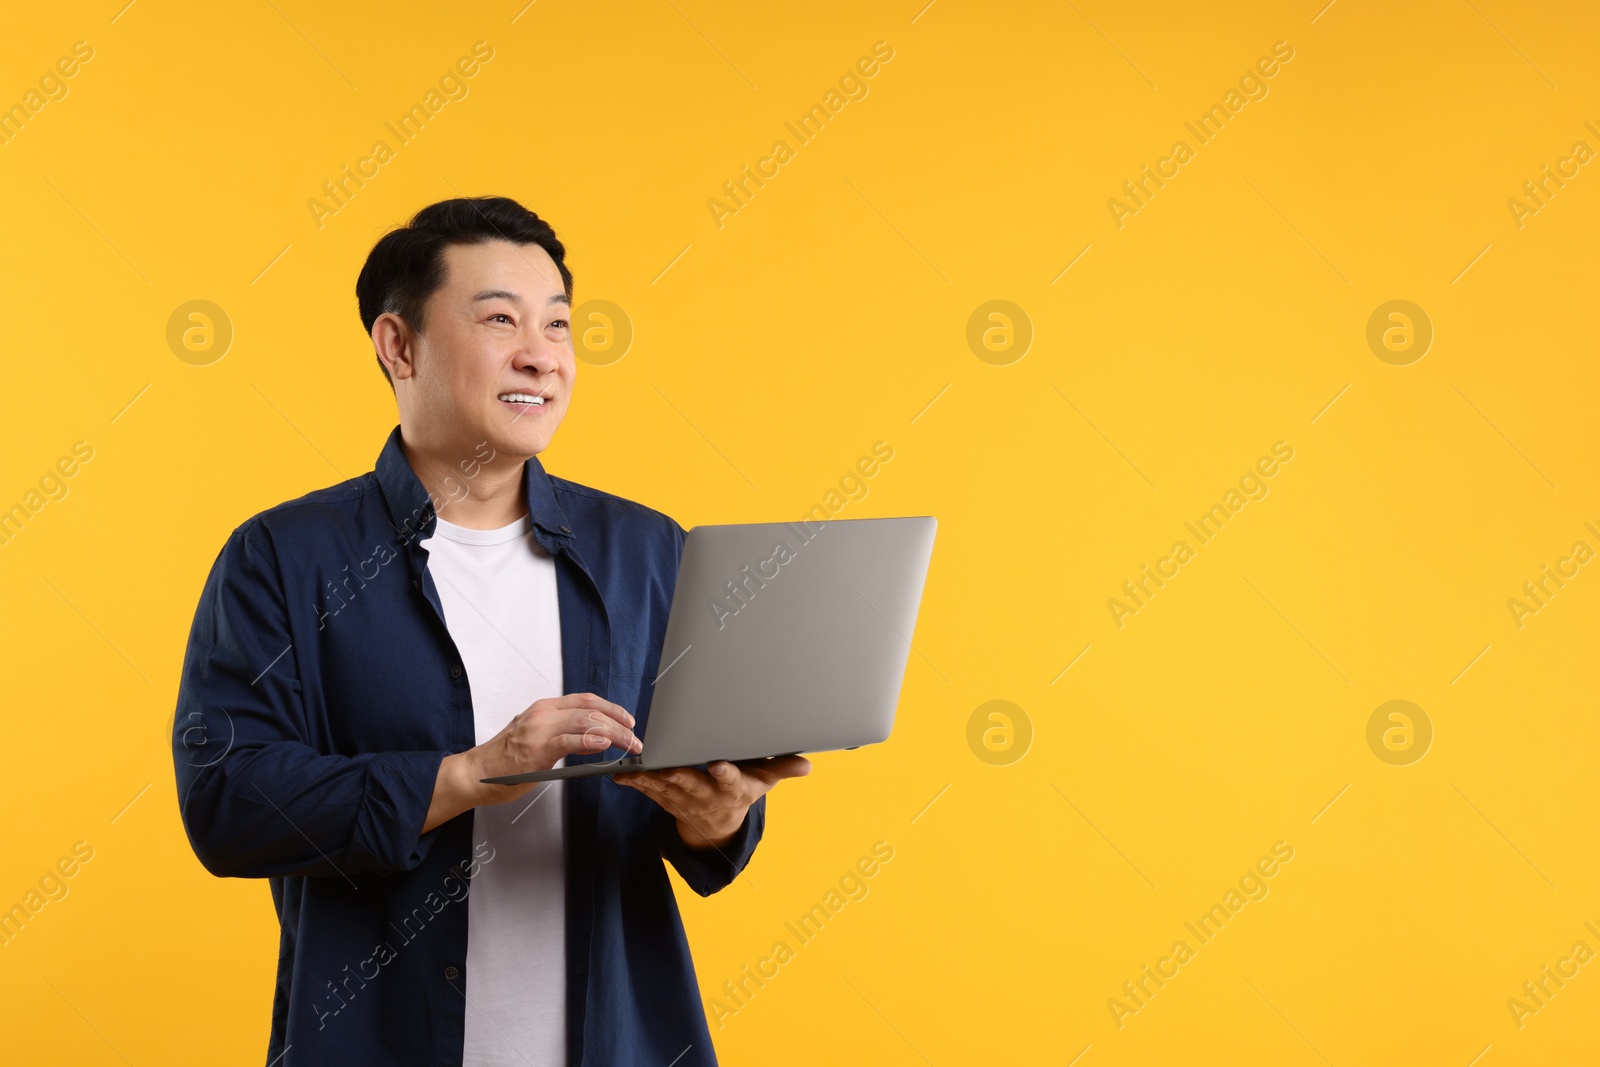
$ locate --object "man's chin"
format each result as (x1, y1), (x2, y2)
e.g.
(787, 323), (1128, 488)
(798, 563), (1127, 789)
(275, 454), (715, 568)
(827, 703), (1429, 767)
(491, 424), (554, 460)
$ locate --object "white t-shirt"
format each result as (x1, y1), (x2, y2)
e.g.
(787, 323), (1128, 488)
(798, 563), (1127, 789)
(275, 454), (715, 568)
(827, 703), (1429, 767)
(420, 513), (566, 1066)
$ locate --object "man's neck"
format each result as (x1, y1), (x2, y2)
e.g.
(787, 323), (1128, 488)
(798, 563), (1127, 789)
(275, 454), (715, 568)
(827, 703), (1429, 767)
(401, 433), (529, 531)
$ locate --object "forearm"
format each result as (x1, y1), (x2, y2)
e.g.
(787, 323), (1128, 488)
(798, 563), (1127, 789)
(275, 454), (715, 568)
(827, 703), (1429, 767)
(423, 751), (482, 833)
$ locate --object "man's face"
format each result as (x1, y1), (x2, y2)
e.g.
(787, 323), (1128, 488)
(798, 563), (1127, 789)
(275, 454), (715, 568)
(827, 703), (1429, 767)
(404, 239), (574, 461)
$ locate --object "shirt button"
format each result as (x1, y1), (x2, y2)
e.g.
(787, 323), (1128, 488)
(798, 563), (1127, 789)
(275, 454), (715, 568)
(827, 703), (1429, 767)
(451, 664), (463, 679)
(450, 864), (464, 879)
(444, 966), (459, 980)
(561, 525), (570, 533)
(412, 578), (420, 590)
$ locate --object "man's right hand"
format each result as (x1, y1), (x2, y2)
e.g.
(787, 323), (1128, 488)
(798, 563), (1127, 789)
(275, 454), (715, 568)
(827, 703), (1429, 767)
(423, 693), (641, 832)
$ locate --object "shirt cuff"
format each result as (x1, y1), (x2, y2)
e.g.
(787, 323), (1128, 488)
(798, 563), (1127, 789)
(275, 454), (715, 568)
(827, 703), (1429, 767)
(351, 749), (452, 872)
(657, 795), (766, 897)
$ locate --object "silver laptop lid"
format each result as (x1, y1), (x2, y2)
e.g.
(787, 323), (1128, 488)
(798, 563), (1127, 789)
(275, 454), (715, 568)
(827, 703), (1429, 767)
(639, 516), (937, 767)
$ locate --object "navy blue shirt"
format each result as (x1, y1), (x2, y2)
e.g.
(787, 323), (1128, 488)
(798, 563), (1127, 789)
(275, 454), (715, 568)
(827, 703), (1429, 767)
(173, 425), (763, 1066)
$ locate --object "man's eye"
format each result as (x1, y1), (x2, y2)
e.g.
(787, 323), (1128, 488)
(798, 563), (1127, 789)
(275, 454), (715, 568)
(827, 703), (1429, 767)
(490, 313), (514, 324)
(550, 319), (569, 330)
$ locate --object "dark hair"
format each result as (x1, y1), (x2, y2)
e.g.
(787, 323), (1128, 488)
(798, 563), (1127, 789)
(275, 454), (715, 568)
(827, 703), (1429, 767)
(355, 196), (574, 386)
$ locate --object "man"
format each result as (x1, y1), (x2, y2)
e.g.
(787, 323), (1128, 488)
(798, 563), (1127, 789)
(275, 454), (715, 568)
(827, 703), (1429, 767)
(172, 196), (808, 1066)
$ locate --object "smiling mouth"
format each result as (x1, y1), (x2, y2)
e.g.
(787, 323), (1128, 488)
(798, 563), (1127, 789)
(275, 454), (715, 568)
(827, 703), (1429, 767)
(498, 392), (552, 420)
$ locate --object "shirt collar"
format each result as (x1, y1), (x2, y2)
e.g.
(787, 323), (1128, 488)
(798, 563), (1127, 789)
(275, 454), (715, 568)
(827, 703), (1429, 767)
(373, 424), (574, 547)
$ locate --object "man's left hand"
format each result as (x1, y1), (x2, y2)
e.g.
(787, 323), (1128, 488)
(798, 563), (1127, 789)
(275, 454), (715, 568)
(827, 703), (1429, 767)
(615, 756), (811, 851)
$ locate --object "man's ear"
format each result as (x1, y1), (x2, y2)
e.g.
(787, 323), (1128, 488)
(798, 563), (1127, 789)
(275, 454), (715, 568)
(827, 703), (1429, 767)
(372, 312), (417, 383)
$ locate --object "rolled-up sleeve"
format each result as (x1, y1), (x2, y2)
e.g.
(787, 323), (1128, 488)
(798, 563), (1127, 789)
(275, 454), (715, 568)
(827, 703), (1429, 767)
(653, 794), (766, 896)
(173, 521), (448, 880)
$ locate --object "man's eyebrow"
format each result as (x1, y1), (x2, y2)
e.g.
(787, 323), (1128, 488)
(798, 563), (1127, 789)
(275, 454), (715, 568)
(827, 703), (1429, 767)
(471, 289), (571, 307)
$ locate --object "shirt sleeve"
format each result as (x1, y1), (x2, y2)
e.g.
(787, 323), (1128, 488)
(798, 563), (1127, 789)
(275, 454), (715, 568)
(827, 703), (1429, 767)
(654, 795), (766, 896)
(173, 520), (450, 880)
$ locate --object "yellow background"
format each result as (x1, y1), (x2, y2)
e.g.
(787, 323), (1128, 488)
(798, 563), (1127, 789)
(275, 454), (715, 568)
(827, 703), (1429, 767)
(2, 0), (1597, 1063)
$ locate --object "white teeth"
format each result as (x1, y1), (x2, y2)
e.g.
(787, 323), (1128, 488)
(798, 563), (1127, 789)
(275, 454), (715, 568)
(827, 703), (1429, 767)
(498, 393), (545, 405)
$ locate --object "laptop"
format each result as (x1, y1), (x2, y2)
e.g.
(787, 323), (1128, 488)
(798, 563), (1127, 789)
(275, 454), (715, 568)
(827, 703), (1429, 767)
(481, 515), (937, 784)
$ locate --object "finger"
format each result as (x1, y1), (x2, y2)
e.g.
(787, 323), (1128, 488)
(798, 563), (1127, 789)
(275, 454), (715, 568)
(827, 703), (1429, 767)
(550, 692), (636, 729)
(631, 777), (689, 816)
(571, 709), (643, 752)
(552, 719), (641, 757)
(548, 731), (617, 757)
(630, 771), (719, 816)
(658, 768), (717, 800)
(733, 755), (812, 786)
(707, 761), (743, 792)
(618, 771), (672, 792)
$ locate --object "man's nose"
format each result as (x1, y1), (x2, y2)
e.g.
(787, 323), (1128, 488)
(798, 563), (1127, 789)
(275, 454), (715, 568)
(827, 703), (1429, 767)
(513, 335), (563, 373)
